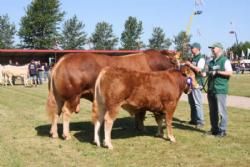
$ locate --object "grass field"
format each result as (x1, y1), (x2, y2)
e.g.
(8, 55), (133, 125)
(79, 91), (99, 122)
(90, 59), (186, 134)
(0, 84), (249, 167)
(229, 73), (250, 97)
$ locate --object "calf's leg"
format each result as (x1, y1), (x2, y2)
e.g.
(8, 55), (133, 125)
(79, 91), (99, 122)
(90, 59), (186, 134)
(165, 109), (176, 142)
(154, 113), (164, 137)
(92, 100), (105, 147)
(103, 108), (118, 150)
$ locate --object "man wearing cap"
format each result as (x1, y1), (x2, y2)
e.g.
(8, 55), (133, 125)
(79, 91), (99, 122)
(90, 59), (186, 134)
(185, 42), (205, 128)
(207, 42), (233, 137)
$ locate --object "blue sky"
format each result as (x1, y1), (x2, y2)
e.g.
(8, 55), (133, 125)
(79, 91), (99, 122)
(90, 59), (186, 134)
(1, 0), (249, 54)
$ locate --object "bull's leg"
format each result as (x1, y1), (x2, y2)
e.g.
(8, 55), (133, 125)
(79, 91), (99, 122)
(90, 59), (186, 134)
(47, 93), (60, 138)
(165, 107), (176, 143)
(103, 109), (117, 150)
(62, 102), (73, 140)
(50, 113), (59, 138)
(154, 113), (164, 137)
(134, 111), (146, 131)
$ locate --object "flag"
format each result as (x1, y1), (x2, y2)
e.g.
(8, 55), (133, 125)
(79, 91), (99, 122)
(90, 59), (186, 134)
(195, 0), (204, 6)
(241, 50), (245, 59)
(247, 48), (250, 59)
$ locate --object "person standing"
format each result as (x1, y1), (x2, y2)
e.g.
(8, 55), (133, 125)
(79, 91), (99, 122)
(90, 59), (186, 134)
(207, 42), (233, 137)
(28, 60), (37, 86)
(185, 42), (205, 127)
(43, 62), (50, 82)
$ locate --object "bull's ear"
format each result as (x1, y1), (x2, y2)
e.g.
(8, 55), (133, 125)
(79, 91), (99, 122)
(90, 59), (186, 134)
(174, 52), (181, 59)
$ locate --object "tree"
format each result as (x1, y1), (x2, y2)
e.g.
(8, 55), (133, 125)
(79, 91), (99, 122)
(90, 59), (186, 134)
(148, 27), (171, 50)
(18, 0), (65, 49)
(0, 14), (16, 49)
(89, 22), (118, 50)
(61, 15), (87, 49)
(120, 16), (144, 50)
(230, 41), (250, 59)
(173, 31), (191, 59)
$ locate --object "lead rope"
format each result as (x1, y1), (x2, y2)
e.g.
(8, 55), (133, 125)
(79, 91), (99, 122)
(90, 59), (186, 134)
(201, 76), (209, 93)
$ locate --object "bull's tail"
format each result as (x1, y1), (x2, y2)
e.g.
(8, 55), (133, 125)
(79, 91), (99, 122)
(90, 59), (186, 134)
(46, 66), (58, 122)
(48, 69), (52, 91)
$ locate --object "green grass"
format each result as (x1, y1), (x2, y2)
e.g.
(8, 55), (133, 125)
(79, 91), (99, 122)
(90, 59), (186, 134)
(229, 74), (250, 97)
(0, 85), (249, 167)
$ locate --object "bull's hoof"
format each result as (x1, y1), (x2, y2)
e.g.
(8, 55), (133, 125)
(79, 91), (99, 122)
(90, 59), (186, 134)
(155, 132), (164, 138)
(63, 134), (72, 140)
(94, 140), (101, 147)
(135, 125), (146, 132)
(51, 133), (58, 138)
(50, 131), (58, 138)
(103, 140), (113, 150)
(168, 136), (176, 143)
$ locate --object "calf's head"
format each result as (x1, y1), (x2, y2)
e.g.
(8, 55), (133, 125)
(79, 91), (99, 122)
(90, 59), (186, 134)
(179, 65), (198, 94)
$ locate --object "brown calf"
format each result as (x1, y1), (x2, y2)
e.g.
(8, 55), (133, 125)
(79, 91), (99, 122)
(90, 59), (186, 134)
(92, 65), (196, 149)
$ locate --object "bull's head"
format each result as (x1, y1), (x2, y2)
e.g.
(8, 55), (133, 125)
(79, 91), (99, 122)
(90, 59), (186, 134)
(160, 50), (181, 69)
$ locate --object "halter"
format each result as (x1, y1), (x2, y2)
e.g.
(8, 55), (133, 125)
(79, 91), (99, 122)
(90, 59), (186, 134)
(186, 77), (193, 89)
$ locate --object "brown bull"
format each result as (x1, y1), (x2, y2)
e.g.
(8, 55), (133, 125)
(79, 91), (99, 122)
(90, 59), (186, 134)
(92, 66), (196, 149)
(47, 50), (179, 139)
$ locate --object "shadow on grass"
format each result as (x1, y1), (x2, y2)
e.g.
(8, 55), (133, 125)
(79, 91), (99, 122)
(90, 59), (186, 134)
(35, 116), (205, 143)
(173, 117), (206, 133)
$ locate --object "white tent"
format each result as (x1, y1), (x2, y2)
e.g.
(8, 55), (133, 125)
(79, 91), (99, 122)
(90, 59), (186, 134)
(247, 48), (250, 59)
(241, 50), (245, 58)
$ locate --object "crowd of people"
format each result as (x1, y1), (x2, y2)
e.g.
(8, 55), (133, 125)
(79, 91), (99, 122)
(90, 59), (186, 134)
(8, 59), (50, 86)
(28, 60), (50, 86)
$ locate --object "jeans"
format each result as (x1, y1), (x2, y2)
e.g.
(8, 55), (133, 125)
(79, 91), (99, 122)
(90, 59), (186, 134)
(30, 75), (37, 85)
(38, 71), (43, 84)
(207, 93), (228, 133)
(43, 71), (49, 82)
(188, 88), (204, 125)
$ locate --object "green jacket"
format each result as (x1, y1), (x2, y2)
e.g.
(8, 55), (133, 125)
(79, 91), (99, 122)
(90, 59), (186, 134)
(191, 53), (205, 86)
(208, 55), (230, 94)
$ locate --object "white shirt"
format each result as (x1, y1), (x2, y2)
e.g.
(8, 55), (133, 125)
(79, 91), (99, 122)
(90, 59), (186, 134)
(224, 60), (233, 71)
(197, 58), (205, 69)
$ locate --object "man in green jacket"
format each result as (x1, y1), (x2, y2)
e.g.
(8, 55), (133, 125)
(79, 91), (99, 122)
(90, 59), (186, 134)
(207, 42), (233, 137)
(185, 42), (205, 127)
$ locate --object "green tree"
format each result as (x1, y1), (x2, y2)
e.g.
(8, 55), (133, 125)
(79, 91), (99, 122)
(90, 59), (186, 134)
(61, 15), (87, 49)
(173, 31), (191, 59)
(90, 22), (118, 50)
(120, 16), (144, 50)
(230, 41), (250, 59)
(18, 0), (65, 49)
(148, 27), (171, 50)
(0, 14), (16, 49)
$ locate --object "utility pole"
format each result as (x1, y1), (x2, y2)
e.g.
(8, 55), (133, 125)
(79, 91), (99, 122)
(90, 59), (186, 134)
(229, 30), (239, 46)
(183, 10), (202, 59)
(186, 10), (202, 36)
